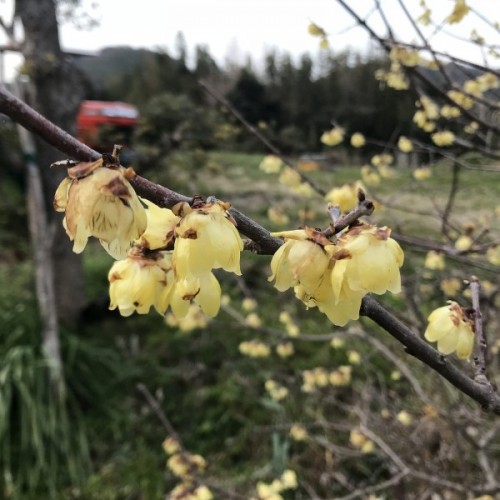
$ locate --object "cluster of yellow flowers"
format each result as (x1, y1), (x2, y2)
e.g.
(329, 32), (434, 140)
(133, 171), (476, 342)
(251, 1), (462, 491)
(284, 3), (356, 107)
(446, 0), (470, 24)
(265, 379), (289, 401)
(289, 423), (308, 441)
(255, 469), (298, 500)
(54, 160), (243, 320)
(432, 130), (456, 147)
(371, 153), (396, 178)
(424, 301), (475, 359)
(307, 22), (329, 49)
(349, 428), (375, 454)
(320, 126), (345, 146)
(302, 365), (352, 392)
(239, 339), (271, 358)
(279, 310), (300, 337)
(375, 62), (410, 90)
(162, 437), (212, 500)
(389, 46), (420, 67)
(360, 165), (381, 186)
(269, 225), (404, 326)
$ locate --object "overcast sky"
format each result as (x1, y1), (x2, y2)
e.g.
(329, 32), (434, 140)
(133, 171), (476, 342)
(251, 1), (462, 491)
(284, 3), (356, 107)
(0, 0), (498, 79)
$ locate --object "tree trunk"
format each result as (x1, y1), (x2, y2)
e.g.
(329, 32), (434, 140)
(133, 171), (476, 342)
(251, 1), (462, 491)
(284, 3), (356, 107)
(16, 0), (86, 325)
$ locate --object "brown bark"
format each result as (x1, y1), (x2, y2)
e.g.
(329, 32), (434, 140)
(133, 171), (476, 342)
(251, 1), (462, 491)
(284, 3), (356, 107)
(16, 0), (86, 324)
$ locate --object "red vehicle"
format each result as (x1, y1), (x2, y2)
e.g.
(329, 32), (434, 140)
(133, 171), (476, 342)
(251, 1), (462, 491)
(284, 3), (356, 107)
(76, 100), (139, 152)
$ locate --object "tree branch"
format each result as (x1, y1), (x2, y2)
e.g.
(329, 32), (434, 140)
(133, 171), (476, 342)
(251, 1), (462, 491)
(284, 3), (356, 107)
(1, 85), (499, 415)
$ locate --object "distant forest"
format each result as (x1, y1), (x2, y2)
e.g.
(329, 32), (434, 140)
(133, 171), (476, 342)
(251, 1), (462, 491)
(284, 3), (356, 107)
(74, 42), (447, 154)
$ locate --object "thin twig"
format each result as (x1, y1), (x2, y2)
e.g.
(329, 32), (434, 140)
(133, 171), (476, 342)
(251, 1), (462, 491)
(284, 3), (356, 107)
(470, 276), (489, 384)
(199, 79), (327, 196)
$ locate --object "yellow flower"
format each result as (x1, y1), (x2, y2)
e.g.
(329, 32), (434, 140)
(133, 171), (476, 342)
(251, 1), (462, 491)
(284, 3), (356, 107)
(308, 22), (326, 37)
(447, 90), (474, 109)
(347, 350), (361, 365)
(390, 370), (401, 381)
(390, 46), (420, 67)
(332, 225), (404, 296)
(267, 207), (289, 225)
(424, 301), (475, 359)
(162, 436), (180, 455)
(432, 131), (456, 146)
(281, 470), (298, 489)
(396, 410), (413, 426)
(440, 278), (462, 297)
(350, 132), (366, 148)
(242, 297), (257, 311)
(446, 0), (470, 24)
(54, 159), (147, 259)
(167, 452), (206, 478)
(170, 272), (221, 319)
(413, 167), (432, 180)
(245, 312), (262, 328)
(440, 105), (461, 119)
(269, 228), (333, 292)
(239, 340), (271, 358)
(350, 429), (375, 453)
(173, 199), (243, 277)
(420, 95), (440, 120)
(139, 198), (179, 250)
(319, 37), (329, 49)
(325, 181), (364, 213)
(276, 342), (294, 358)
(464, 121), (479, 134)
(278, 167), (302, 188)
(398, 136), (413, 153)
(329, 365), (352, 386)
(424, 250), (445, 270)
(260, 155), (283, 174)
(166, 304), (211, 332)
(455, 235), (473, 251)
(289, 424), (308, 441)
(330, 337), (345, 349)
(321, 127), (344, 146)
(486, 245), (500, 265)
(265, 380), (288, 401)
(360, 166), (381, 186)
(108, 248), (174, 317)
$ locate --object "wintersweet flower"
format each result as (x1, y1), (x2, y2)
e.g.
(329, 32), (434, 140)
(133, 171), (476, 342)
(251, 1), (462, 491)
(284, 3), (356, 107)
(259, 155), (283, 173)
(325, 181), (364, 213)
(173, 199), (243, 277)
(398, 136), (413, 153)
(432, 130), (455, 146)
(239, 340), (271, 358)
(108, 247), (174, 317)
(350, 132), (366, 148)
(289, 424), (308, 441)
(54, 158), (147, 259)
(170, 272), (221, 319)
(446, 0), (470, 24)
(413, 167), (432, 180)
(424, 301), (475, 359)
(331, 225), (404, 296)
(321, 126), (344, 146)
(360, 165), (381, 186)
(350, 429), (375, 453)
(139, 198), (179, 250)
(424, 250), (445, 270)
(269, 228), (333, 292)
(276, 342), (294, 358)
(486, 245), (500, 265)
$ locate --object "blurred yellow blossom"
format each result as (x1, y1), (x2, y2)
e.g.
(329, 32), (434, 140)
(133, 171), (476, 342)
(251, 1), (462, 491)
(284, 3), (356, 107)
(350, 132), (366, 148)
(486, 245), (500, 265)
(464, 121), (479, 134)
(350, 429), (375, 453)
(329, 365), (352, 386)
(446, 0), (470, 24)
(455, 235), (473, 251)
(347, 350), (361, 365)
(239, 340), (271, 358)
(396, 410), (413, 426)
(268, 206), (290, 225)
(244, 312), (261, 328)
(440, 105), (461, 119)
(360, 165), (381, 186)
(330, 337), (345, 349)
(325, 181), (364, 213)
(321, 126), (345, 146)
(308, 22), (326, 37)
(276, 342), (295, 358)
(398, 136), (413, 153)
(424, 301), (475, 359)
(447, 90), (474, 109)
(242, 297), (258, 311)
(290, 424), (308, 441)
(279, 167), (302, 188)
(440, 277), (462, 297)
(424, 250), (445, 270)
(265, 379), (289, 401)
(432, 130), (455, 146)
(413, 167), (432, 180)
(162, 436), (181, 455)
(165, 304), (211, 332)
(390, 370), (401, 381)
(260, 155), (283, 174)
